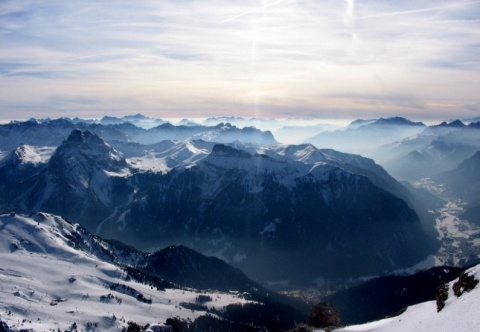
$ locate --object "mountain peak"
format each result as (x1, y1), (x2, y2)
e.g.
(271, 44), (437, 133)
(370, 117), (425, 127)
(66, 128), (85, 142)
(434, 120), (466, 128)
(448, 119), (466, 127)
(51, 129), (127, 172)
(100, 116), (124, 125)
(215, 122), (234, 129)
(65, 129), (107, 147)
(122, 113), (148, 120)
(346, 119), (376, 129)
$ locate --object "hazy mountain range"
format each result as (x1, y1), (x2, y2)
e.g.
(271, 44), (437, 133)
(0, 127), (437, 285)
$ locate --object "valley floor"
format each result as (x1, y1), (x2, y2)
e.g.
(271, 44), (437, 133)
(434, 199), (480, 266)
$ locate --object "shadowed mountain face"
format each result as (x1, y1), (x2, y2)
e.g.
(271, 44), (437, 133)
(144, 245), (264, 293)
(114, 155), (429, 284)
(28, 130), (133, 231)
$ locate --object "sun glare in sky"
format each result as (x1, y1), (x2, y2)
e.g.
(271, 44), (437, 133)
(0, 0), (479, 122)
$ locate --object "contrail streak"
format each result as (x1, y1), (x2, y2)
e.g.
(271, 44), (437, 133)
(220, 0), (287, 24)
(353, 1), (478, 21)
(265, 0), (479, 30)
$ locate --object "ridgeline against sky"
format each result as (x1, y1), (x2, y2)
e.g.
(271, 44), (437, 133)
(0, 0), (479, 121)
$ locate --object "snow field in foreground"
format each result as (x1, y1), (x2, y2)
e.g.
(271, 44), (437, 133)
(0, 214), (253, 331)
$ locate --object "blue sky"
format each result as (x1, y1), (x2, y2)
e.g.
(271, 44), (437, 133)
(0, 0), (479, 121)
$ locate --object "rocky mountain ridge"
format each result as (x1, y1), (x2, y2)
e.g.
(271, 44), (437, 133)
(0, 129), (435, 285)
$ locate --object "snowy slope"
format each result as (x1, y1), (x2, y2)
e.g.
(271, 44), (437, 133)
(126, 140), (212, 173)
(0, 213), (254, 331)
(255, 144), (340, 164)
(0, 145), (55, 168)
(334, 264), (480, 332)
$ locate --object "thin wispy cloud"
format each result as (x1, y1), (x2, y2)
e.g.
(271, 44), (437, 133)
(351, 1), (478, 22)
(220, 0), (287, 24)
(268, 0), (479, 30)
(0, 0), (479, 121)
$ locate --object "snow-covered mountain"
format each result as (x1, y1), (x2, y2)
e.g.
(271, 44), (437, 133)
(334, 264), (480, 332)
(0, 118), (277, 154)
(0, 212), (306, 331)
(0, 130), (435, 286)
(1, 115), (478, 330)
(250, 143), (409, 199)
(109, 139), (215, 173)
(10, 130), (133, 231)
(0, 144), (55, 169)
(133, 122), (277, 145)
(0, 118), (143, 151)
